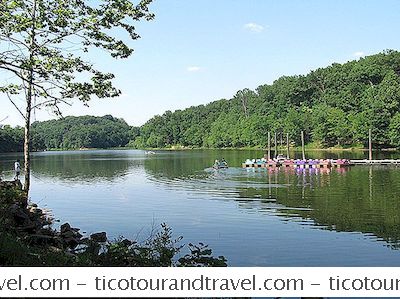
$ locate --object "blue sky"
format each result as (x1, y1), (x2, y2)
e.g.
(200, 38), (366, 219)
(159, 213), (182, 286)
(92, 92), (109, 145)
(2, 0), (400, 127)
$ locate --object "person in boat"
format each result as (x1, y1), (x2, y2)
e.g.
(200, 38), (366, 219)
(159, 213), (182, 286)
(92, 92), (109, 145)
(214, 159), (220, 168)
(221, 158), (228, 167)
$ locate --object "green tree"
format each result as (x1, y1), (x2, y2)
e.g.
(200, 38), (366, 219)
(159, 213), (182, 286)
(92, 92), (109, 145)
(0, 0), (154, 192)
(388, 113), (400, 147)
(123, 50), (400, 150)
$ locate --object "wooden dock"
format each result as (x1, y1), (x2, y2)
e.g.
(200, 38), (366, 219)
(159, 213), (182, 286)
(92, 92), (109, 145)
(242, 159), (400, 168)
(350, 159), (400, 165)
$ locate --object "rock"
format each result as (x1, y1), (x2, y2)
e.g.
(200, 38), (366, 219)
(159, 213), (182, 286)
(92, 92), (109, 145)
(61, 230), (82, 240)
(90, 232), (107, 242)
(121, 239), (133, 247)
(9, 204), (30, 225)
(63, 237), (79, 249)
(60, 223), (71, 234)
(80, 237), (89, 244)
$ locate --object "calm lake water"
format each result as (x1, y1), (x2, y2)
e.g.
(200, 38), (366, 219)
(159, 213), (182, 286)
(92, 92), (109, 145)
(1, 149), (400, 266)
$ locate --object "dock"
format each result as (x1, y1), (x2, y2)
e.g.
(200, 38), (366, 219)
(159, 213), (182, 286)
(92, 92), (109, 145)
(243, 159), (400, 169)
(242, 159), (352, 169)
(242, 129), (400, 169)
(350, 159), (400, 165)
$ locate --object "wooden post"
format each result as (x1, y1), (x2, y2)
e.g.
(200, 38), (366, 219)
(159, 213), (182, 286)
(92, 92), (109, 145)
(274, 132), (277, 159)
(286, 133), (290, 159)
(369, 129), (372, 161)
(301, 130), (305, 160)
(267, 132), (271, 160)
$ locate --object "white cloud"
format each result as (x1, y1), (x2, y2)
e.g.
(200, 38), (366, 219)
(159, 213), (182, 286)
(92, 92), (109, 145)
(244, 23), (264, 33)
(353, 51), (365, 57)
(187, 66), (201, 72)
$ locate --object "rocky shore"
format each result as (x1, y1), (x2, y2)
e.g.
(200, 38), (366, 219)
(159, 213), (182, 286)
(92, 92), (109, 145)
(0, 180), (107, 252)
(0, 179), (226, 267)
(0, 180), (108, 259)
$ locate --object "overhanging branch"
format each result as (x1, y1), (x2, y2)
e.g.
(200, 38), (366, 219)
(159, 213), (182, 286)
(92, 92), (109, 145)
(6, 92), (26, 120)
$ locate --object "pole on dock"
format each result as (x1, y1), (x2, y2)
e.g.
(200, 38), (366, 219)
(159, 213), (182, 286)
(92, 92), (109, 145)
(301, 130), (306, 160)
(369, 129), (372, 161)
(267, 131), (271, 160)
(286, 133), (290, 159)
(274, 132), (277, 158)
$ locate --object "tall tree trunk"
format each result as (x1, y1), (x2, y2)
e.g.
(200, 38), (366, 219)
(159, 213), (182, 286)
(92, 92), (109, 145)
(23, 100), (31, 192)
(23, 0), (37, 193)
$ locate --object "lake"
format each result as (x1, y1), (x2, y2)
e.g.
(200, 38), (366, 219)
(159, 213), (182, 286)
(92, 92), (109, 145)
(1, 149), (400, 266)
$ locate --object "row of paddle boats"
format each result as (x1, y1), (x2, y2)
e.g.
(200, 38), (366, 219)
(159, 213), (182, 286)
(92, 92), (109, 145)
(243, 157), (352, 168)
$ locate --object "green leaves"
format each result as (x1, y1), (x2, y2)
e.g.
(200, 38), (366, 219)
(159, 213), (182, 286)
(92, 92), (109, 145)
(133, 50), (400, 149)
(0, 0), (154, 111)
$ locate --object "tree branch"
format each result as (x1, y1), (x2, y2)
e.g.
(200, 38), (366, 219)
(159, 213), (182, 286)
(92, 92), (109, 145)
(6, 92), (26, 120)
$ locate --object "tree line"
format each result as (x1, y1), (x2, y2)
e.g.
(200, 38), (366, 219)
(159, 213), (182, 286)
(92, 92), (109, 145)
(132, 50), (400, 149)
(0, 115), (132, 152)
(2, 50), (400, 153)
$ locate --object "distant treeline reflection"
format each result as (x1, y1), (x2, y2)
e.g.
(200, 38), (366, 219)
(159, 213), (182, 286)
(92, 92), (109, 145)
(25, 150), (400, 249)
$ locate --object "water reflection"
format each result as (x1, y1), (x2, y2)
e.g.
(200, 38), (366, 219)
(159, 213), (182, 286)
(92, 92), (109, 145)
(30, 150), (144, 184)
(2, 149), (400, 252)
(143, 155), (400, 249)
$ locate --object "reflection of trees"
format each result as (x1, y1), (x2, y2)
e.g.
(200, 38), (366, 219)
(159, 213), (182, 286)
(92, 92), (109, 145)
(143, 149), (265, 179)
(276, 167), (400, 248)
(144, 154), (400, 248)
(31, 151), (142, 183)
(23, 149), (400, 249)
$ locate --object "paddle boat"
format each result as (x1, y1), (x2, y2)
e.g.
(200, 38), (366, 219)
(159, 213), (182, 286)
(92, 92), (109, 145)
(213, 159), (228, 169)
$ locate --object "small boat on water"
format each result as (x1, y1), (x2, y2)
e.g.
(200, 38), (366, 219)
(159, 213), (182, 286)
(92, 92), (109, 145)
(145, 151), (156, 155)
(213, 159), (228, 169)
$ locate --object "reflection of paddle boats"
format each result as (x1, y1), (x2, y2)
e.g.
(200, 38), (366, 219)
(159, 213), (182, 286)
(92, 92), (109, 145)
(242, 158), (280, 168)
(213, 159), (228, 169)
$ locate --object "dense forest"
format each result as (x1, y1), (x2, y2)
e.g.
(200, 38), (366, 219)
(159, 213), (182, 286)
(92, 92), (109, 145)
(0, 125), (24, 152)
(1, 50), (400, 152)
(31, 115), (132, 150)
(132, 50), (400, 149)
(0, 115), (131, 152)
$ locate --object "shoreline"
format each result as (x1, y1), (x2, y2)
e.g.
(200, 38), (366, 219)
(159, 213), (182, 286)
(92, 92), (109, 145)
(2, 146), (399, 154)
(0, 180), (227, 267)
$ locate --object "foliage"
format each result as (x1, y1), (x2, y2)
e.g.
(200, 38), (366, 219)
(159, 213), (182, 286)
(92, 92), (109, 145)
(0, 220), (227, 267)
(178, 242), (228, 267)
(132, 50), (400, 149)
(0, 0), (154, 111)
(3, 50), (400, 151)
(0, 125), (24, 152)
(1, 115), (131, 151)
(72, 223), (226, 267)
(388, 113), (400, 147)
(0, 0), (154, 191)
(31, 115), (131, 150)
